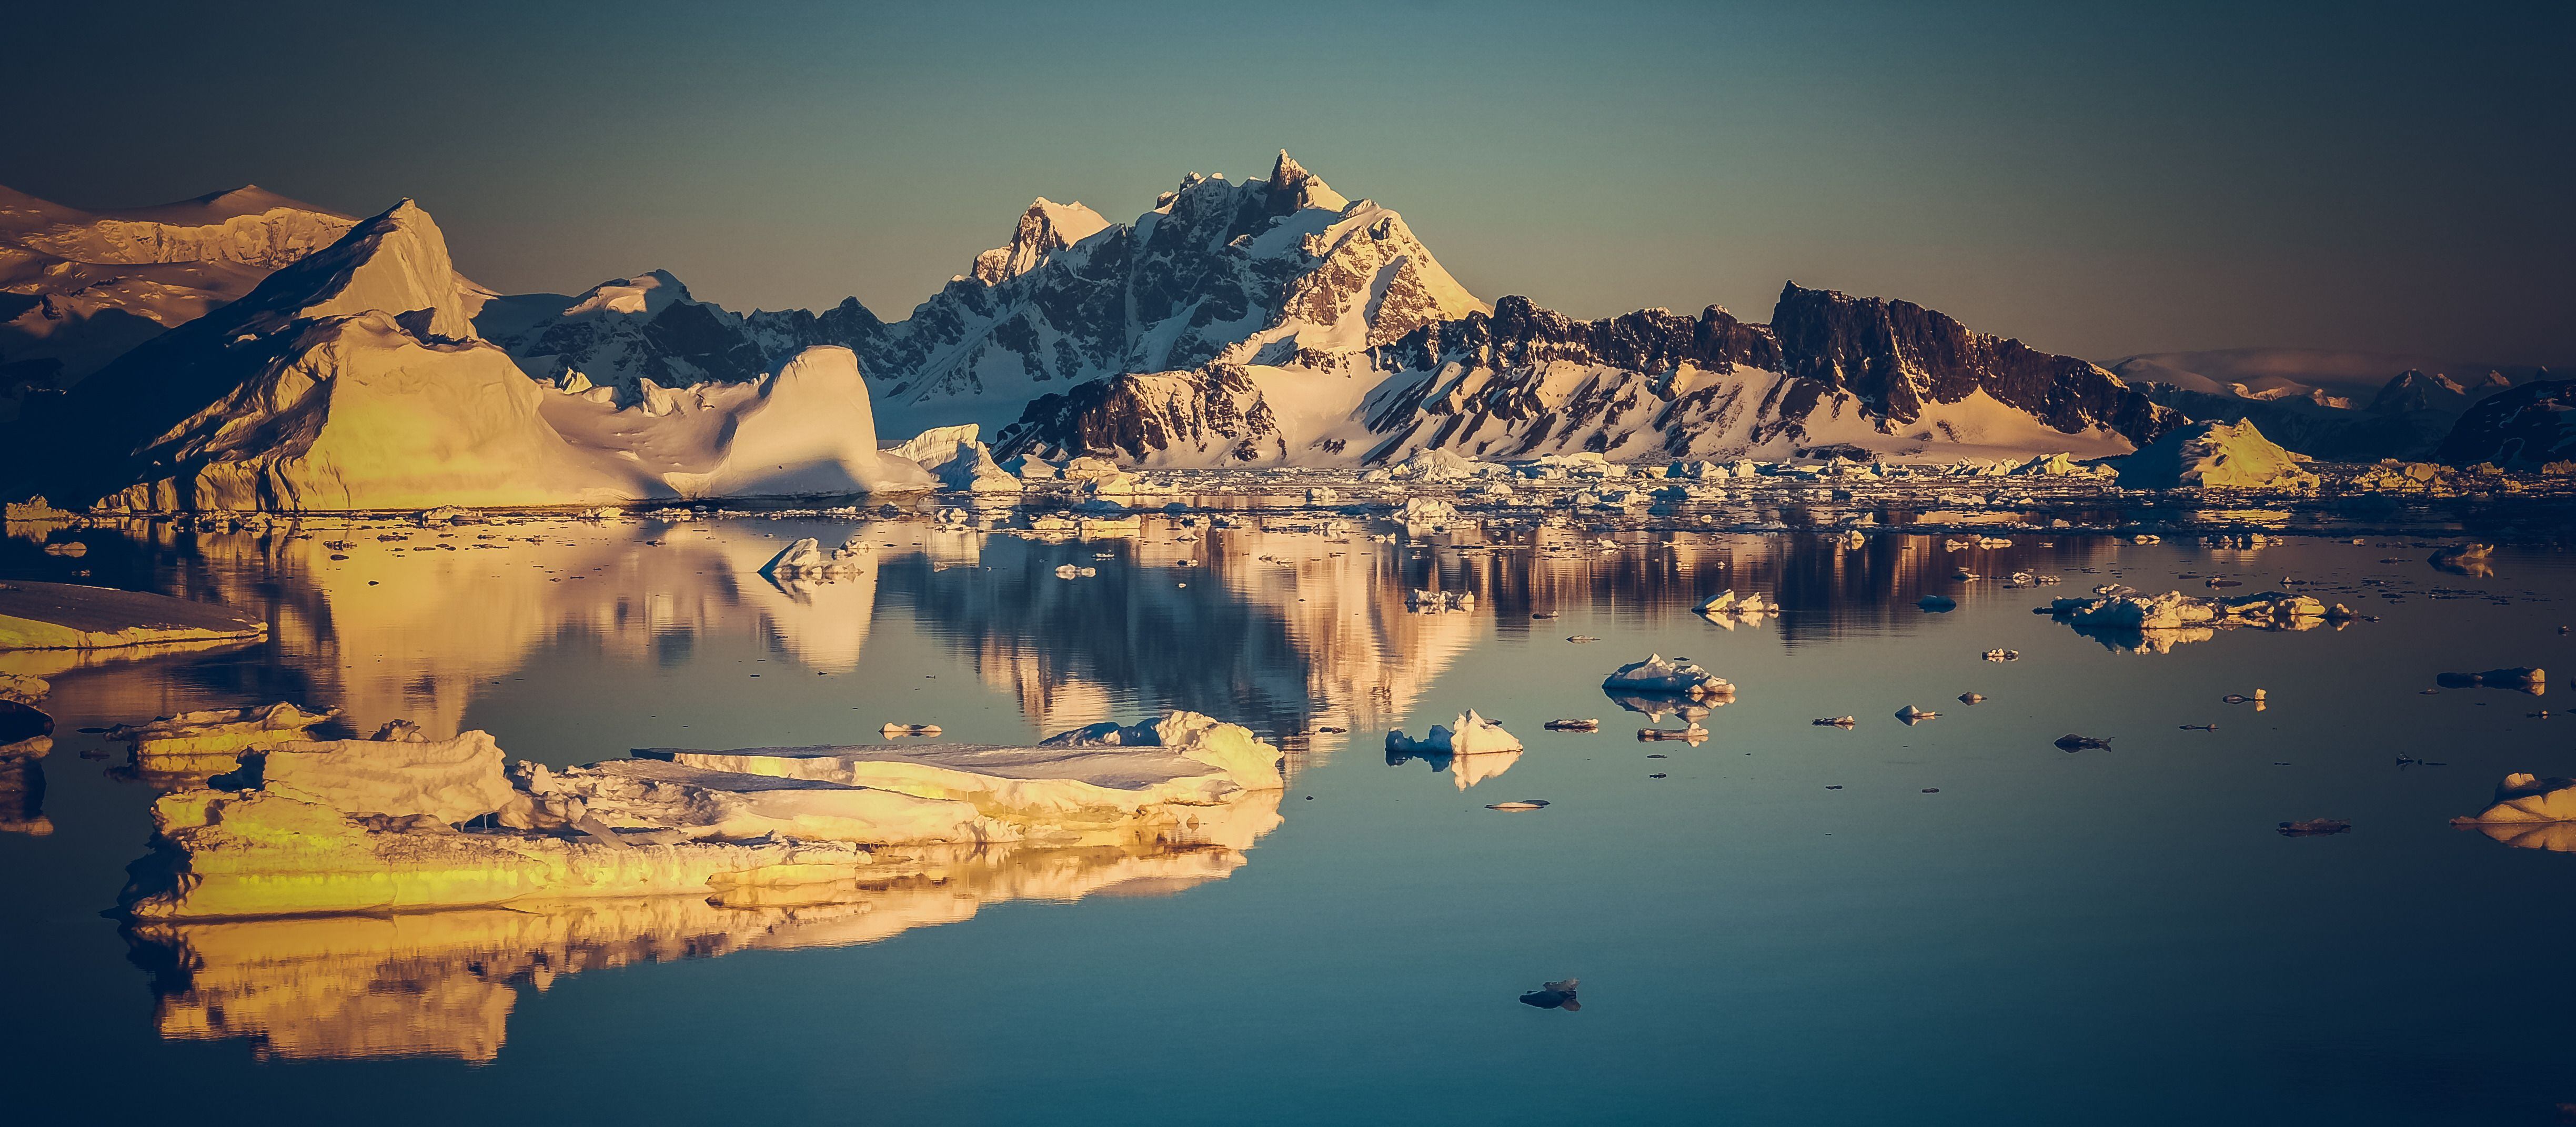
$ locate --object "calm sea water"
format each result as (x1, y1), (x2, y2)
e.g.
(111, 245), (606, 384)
(5, 512), (2574, 1124)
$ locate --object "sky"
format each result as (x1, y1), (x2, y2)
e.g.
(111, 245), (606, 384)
(7, 0), (2569, 366)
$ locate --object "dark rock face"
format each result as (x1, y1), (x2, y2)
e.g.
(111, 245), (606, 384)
(994, 364), (1282, 464)
(2435, 378), (2576, 468)
(998, 281), (2191, 466)
(1375, 296), (1780, 376)
(782, 162), (1336, 417)
(1354, 299), (1789, 462)
(1767, 283), (2176, 448)
(481, 153), (1480, 436)
(638, 299), (769, 385)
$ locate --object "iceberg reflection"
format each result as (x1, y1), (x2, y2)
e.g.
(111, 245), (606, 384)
(126, 834), (1262, 1063)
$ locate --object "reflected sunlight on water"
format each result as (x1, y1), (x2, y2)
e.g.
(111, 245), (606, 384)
(5, 514), (2576, 1122)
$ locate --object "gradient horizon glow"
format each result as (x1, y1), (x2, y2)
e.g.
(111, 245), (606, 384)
(7, 0), (2568, 366)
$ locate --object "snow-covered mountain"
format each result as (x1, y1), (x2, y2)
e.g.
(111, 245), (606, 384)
(2435, 379), (2576, 469)
(2111, 348), (2546, 407)
(474, 269), (774, 397)
(2368, 367), (2514, 415)
(452, 151), (2188, 468)
(23, 149), (2531, 505)
(2116, 350), (2542, 462)
(0, 184), (365, 417)
(994, 284), (2177, 466)
(2, 200), (925, 510)
(967, 198), (1109, 286)
(791, 150), (1486, 439)
(475, 150), (1486, 442)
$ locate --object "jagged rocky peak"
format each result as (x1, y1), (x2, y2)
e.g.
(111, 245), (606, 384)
(969, 198), (1110, 285)
(846, 148), (1489, 436)
(1267, 149), (1349, 214)
(1767, 281), (2174, 447)
(1388, 295), (1779, 373)
(996, 364), (1282, 466)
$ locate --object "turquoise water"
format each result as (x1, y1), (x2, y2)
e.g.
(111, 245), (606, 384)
(4, 517), (2573, 1124)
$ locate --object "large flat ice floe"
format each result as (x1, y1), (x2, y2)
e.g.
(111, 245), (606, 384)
(0, 580), (267, 650)
(123, 711), (1285, 920)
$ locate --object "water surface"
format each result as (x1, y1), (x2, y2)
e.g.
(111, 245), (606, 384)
(4, 515), (2572, 1124)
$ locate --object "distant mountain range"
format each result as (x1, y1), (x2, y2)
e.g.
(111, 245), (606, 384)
(2, 184), (351, 420)
(2109, 349), (2552, 462)
(458, 153), (2179, 466)
(0, 154), (2558, 508)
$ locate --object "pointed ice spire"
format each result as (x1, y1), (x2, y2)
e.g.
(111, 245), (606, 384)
(244, 198), (476, 338)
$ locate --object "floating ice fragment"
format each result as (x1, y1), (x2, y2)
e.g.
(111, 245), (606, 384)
(1384, 711), (1523, 757)
(1602, 655), (1733, 698)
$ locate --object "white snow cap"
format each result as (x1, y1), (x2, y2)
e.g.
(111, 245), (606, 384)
(241, 198), (478, 339)
(969, 198), (1111, 285)
(561, 269), (692, 317)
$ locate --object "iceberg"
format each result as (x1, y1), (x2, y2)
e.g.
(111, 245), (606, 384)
(1602, 655), (1734, 698)
(124, 711), (1285, 921)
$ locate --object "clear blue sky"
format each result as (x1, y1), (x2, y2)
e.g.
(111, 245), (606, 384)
(7, 0), (2568, 365)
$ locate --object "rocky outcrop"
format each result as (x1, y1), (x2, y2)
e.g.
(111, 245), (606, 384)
(1767, 283), (2176, 449)
(2434, 378), (2576, 469)
(1004, 280), (2182, 467)
(995, 364), (1284, 465)
(1351, 298), (1787, 462)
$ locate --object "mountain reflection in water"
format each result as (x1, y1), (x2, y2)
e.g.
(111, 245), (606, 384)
(29, 516), (2138, 764)
(4, 512), (2512, 1085)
